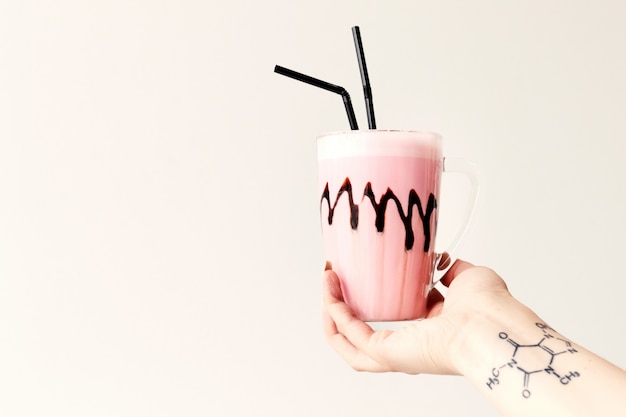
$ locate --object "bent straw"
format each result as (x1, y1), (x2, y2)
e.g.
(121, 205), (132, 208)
(351, 26), (376, 129)
(274, 65), (359, 130)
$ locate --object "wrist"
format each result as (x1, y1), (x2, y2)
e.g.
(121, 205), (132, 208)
(450, 294), (542, 378)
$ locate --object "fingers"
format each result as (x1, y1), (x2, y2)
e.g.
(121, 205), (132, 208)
(322, 270), (387, 372)
(440, 258), (475, 287)
(322, 268), (458, 375)
(323, 306), (386, 372)
(322, 270), (374, 349)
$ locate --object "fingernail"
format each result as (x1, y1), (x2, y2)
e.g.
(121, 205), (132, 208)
(328, 275), (343, 300)
(324, 261), (332, 271)
(437, 252), (451, 271)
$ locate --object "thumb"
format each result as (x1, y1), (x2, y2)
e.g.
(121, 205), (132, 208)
(323, 267), (344, 304)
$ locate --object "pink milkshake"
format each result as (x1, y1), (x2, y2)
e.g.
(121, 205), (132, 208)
(318, 130), (443, 321)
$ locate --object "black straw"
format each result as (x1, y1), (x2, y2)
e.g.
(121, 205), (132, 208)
(274, 65), (359, 130)
(351, 26), (376, 129)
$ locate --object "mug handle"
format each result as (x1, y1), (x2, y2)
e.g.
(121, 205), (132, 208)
(433, 157), (481, 284)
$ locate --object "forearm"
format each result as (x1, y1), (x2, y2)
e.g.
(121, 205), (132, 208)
(453, 296), (626, 417)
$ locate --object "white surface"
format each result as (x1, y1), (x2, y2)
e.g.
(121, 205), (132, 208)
(1, 1), (625, 416)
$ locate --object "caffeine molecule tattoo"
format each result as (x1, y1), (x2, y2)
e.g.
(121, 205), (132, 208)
(485, 322), (580, 398)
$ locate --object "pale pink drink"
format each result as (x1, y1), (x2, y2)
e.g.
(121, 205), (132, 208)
(318, 130), (477, 322)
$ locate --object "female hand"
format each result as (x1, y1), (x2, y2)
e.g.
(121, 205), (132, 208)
(322, 259), (512, 375)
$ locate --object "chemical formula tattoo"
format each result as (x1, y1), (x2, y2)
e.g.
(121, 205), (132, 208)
(486, 323), (580, 398)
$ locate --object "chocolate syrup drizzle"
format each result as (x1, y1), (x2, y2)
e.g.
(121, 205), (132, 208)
(320, 178), (437, 252)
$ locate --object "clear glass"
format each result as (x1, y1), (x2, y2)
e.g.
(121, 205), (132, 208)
(317, 130), (480, 322)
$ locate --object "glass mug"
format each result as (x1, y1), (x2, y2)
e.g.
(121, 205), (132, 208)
(318, 130), (480, 322)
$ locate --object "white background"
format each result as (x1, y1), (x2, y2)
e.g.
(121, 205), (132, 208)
(1, 1), (625, 416)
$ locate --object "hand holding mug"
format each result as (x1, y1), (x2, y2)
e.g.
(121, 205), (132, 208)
(322, 258), (511, 375)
